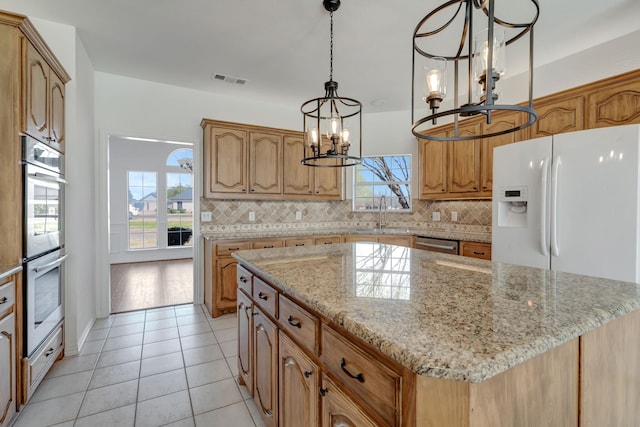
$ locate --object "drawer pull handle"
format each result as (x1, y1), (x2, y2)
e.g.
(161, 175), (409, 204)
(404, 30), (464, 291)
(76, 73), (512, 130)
(287, 316), (301, 328)
(228, 248), (240, 251)
(251, 312), (259, 316)
(0, 297), (7, 304)
(295, 243), (305, 246)
(264, 245), (274, 248)
(473, 251), (485, 255)
(45, 347), (55, 357)
(323, 242), (333, 245)
(340, 358), (365, 383)
(304, 370), (312, 378)
(319, 387), (328, 396)
(258, 292), (269, 301)
(239, 276), (248, 283)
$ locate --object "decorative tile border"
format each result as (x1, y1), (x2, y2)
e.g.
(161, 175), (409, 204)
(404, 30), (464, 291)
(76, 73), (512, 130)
(200, 199), (492, 235)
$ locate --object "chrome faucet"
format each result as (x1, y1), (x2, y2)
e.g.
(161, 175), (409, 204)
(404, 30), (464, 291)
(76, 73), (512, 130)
(378, 195), (387, 229)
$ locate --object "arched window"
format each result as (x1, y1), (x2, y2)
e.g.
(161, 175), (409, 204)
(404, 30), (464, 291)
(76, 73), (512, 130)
(166, 148), (193, 172)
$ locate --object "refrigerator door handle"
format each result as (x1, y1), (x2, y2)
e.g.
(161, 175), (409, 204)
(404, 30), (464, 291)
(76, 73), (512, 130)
(551, 156), (562, 257)
(540, 158), (549, 256)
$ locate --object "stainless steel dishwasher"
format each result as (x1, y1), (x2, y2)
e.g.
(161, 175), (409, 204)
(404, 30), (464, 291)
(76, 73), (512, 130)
(415, 236), (459, 255)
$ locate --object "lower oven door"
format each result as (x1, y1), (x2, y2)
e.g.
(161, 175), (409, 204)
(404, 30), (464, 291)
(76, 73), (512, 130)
(25, 249), (67, 356)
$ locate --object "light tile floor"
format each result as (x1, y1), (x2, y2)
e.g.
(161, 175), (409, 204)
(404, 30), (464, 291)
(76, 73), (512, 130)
(12, 304), (266, 427)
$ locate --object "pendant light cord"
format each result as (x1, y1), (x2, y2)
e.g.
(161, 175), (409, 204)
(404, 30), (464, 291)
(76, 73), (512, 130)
(329, 10), (334, 82)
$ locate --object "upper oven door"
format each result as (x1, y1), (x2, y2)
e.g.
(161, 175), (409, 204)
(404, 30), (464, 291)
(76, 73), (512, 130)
(24, 164), (65, 259)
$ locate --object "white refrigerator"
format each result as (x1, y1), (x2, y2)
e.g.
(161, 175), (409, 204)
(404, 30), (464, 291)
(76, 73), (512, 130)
(492, 123), (640, 283)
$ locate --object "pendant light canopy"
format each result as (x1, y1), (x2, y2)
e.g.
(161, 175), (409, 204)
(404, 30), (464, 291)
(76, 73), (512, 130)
(412, 0), (540, 141)
(301, 0), (362, 167)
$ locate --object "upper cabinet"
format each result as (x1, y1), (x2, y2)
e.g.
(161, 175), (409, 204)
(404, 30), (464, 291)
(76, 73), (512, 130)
(23, 39), (68, 152)
(419, 69), (640, 200)
(203, 119), (343, 200)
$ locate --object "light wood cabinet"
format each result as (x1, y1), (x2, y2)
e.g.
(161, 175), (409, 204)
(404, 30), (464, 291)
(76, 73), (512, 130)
(249, 131), (282, 195)
(204, 119), (343, 200)
(204, 240), (251, 317)
(237, 289), (253, 396)
(203, 125), (248, 196)
(23, 41), (66, 152)
(460, 241), (491, 260)
(279, 332), (319, 427)
(320, 374), (378, 427)
(315, 235), (342, 245)
(253, 305), (279, 427)
(344, 234), (414, 248)
(0, 278), (16, 427)
(420, 69), (640, 200)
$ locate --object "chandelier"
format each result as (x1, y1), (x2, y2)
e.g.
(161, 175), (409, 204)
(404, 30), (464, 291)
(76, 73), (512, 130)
(412, 0), (540, 141)
(301, 0), (362, 167)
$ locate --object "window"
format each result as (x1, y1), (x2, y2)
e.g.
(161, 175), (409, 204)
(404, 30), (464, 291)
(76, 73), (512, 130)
(128, 171), (158, 249)
(353, 155), (411, 211)
(166, 148), (193, 247)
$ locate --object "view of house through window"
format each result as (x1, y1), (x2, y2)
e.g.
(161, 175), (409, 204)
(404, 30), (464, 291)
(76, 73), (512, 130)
(127, 149), (194, 250)
(128, 171), (158, 249)
(353, 155), (411, 211)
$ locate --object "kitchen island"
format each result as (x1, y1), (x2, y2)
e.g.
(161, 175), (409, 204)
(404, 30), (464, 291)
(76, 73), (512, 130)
(233, 242), (640, 427)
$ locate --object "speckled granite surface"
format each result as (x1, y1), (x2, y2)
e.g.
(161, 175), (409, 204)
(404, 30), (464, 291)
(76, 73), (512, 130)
(0, 264), (22, 281)
(233, 243), (640, 383)
(202, 225), (491, 243)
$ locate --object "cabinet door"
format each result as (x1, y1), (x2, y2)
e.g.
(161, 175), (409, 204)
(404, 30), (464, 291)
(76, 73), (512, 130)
(343, 235), (378, 243)
(480, 114), (521, 193)
(253, 306), (278, 427)
(314, 138), (343, 197)
(214, 258), (239, 316)
(204, 126), (248, 195)
(377, 235), (413, 247)
(237, 290), (253, 396)
(49, 72), (65, 152)
(530, 95), (585, 138)
(24, 43), (49, 143)
(279, 332), (318, 427)
(0, 313), (15, 427)
(586, 77), (640, 128)
(448, 122), (481, 194)
(320, 374), (377, 427)
(283, 134), (313, 195)
(284, 237), (316, 247)
(419, 139), (448, 196)
(249, 132), (282, 194)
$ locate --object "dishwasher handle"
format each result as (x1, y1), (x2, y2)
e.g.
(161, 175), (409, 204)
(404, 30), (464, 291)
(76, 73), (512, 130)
(415, 237), (459, 255)
(417, 242), (456, 251)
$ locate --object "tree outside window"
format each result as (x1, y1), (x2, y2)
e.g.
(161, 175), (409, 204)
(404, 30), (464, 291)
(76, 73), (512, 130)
(353, 155), (411, 211)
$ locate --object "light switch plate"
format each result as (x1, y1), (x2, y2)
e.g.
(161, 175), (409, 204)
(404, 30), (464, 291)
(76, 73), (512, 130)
(432, 211), (440, 221)
(451, 212), (458, 222)
(249, 212), (256, 222)
(296, 211), (302, 221)
(200, 212), (212, 222)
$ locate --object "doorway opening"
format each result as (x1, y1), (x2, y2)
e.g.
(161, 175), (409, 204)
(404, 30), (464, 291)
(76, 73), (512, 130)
(108, 135), (195, 313)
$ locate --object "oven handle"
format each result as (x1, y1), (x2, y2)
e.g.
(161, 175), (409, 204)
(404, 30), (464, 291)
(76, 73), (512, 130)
(30, 172), (67, 185)
(33, 254), (68, 273)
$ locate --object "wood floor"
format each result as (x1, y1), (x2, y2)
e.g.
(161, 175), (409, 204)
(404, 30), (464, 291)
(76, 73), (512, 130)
(110, 258), (193, 313)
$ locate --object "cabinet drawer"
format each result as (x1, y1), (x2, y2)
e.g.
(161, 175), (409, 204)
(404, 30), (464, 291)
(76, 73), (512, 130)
(315, 235), (342, 245)
(253, 277), (278, 318)
(284, 237), (315, 247)
(216, 241), (252, 257)
(237, 265), (253, 294)
(460, 241), (492, 260)
(0, 279), (15, 313)
(278, 295), (319, 355)
(252, 239), (284, 249)
(321, 324), (401, 426)
(27, 324), (63, 393)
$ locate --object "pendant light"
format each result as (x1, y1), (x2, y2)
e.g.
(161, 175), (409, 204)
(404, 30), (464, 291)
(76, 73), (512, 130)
(412, 0), (540, 141)
(301, 0), (362, 167)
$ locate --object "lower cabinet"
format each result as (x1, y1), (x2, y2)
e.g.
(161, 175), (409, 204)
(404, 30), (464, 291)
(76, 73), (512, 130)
(0, 312), (15, 427)
(237, 267), (406, 427)
(320, 374), (378, 427)
(253, 305), (279, 427)
(460, 241), (492, 260)
(279, 332), (318, 427)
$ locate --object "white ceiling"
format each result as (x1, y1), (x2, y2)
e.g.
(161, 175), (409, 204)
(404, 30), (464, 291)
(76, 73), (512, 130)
(1, 0), (639, 113)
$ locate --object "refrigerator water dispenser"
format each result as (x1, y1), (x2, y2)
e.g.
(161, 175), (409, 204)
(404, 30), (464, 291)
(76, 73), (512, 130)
(497, 186), (528, 227)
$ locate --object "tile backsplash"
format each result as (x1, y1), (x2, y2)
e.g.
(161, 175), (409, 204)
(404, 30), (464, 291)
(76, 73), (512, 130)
(200, 198), (491, 234)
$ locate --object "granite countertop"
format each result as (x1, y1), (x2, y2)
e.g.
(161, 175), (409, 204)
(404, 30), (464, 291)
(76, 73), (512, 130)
(202, 226), (491, 243)
(233, 243), (640, 383)
(0, 264), (22, 281)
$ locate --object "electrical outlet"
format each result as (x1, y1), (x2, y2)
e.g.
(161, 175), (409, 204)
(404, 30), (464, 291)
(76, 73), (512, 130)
(432, 211), (440, 221)
(451, 211), (458, 222)
(296, 211), (302, 221)
(200, 212), (212, 222)
(249, 212), (255, 222)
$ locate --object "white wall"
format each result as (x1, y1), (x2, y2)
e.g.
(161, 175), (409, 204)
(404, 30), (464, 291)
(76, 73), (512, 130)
(28, 18), (97, 355)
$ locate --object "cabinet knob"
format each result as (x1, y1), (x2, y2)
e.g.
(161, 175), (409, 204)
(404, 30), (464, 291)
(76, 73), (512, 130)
(250, 189), (255, 192)
(304, 370), (313, 378)
(0, 297), (7, 304)
(319, 387), (328, 397)
(258, 292), (269, 301)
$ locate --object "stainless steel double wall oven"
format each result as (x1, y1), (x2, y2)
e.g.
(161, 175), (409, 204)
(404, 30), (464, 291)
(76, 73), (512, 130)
(22, 135), (66, 357)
